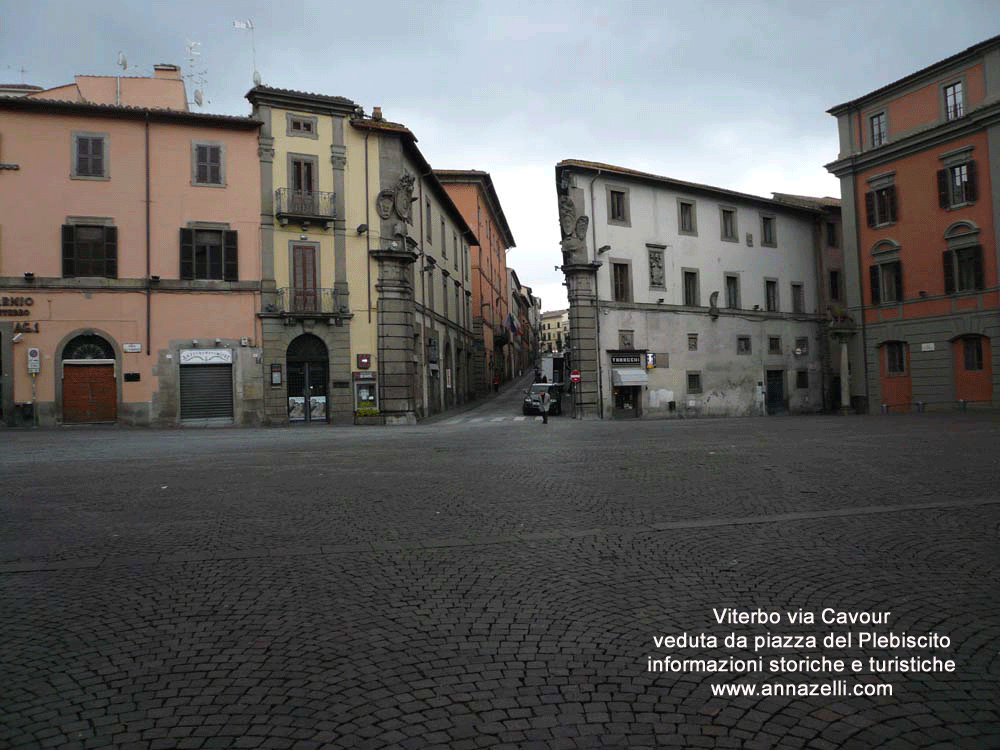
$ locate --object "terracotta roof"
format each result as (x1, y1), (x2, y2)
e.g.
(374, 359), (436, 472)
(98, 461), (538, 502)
(828, 34), (1000, 114)
(771, 192), (841, 210)
(0, 84), (43, 90)
(0, 96), (260, 128)
(246, 85), (356, 108)
(351, 118), (416, 138)
(557, 159), (824, 213)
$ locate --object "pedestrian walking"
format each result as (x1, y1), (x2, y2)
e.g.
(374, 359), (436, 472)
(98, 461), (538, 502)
(539, 388), (551, 424)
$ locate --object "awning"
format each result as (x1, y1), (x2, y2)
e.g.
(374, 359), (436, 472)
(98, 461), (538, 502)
(612, 368), (649, 386)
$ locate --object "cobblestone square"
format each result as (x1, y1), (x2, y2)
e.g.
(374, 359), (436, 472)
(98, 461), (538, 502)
(1, 412), (999, 749)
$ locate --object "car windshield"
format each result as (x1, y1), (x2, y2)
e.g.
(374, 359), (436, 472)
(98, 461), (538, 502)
(528, 385), (551, 395)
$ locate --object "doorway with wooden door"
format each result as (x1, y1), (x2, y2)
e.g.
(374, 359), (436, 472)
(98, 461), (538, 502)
(61, 333), (117, 424)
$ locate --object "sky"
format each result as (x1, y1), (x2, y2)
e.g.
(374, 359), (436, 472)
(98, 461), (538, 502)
(3, 1), (997, 312)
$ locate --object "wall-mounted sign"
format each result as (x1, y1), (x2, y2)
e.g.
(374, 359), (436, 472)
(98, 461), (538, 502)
(13, 321), (38, 333)
(353, 371), (376, 380)
(921, 343), (935, 352)
(124, 372), (141, 382)
(271, 363), (282, 386)
(609, 352), (642, 367)
(27, 347), (40, 374)
(357, 353), (371, 369)
(123, 343), (142, 353)
(0, 296), (33, 317)
(179, 348), (232, 365)
(645, 352), (656, 369)
(446, 368), (452, 389)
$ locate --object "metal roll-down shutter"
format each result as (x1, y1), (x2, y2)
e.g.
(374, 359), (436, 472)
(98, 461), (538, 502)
(179, 364), (233, 421)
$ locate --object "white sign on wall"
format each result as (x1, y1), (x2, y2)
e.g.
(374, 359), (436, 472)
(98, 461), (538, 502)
(179, 349), (233, 365)
(123, 343), (142, 353)
(921, 343), (935, 352)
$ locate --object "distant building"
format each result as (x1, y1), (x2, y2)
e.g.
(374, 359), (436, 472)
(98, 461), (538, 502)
(826, 35), (999, 413)
(0, 65), (263, 426)
(540, 309), (569, 354)
(554, 160), (840, 419)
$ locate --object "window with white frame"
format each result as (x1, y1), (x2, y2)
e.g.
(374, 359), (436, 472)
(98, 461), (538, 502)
(870, 112), (887, 147)
(944, 81), (964, 121)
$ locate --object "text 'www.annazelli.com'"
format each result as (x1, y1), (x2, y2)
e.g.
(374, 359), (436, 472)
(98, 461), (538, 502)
(709, 681), (893, 698)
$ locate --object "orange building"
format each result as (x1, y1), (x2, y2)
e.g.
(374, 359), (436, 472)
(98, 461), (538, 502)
(826, 36), (999, 412)
(0, 66), (263, 426)
(435, 171), (516, 394)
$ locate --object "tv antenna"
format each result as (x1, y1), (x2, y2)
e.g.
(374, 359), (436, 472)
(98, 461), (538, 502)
(233, 19), (260, 86)
(184, 40), (209, 107)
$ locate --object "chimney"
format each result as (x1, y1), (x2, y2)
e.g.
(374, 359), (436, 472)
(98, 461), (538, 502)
(372, 106), (383, 121)
(153, 64), (181, 80)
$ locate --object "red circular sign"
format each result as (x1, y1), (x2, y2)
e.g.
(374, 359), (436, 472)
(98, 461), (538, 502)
(570, 370), (581, 383)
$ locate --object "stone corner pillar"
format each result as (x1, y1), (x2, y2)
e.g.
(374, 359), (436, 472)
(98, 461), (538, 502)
(563, 260), (602, 419)
(370, 245), (418, 424)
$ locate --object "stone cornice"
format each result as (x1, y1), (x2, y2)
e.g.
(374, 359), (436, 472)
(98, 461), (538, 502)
(0, 278), (261, 292)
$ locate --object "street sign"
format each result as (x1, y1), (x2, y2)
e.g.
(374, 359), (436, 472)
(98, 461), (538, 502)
(570, 370), (581, 383)
(27, 347), (40, 374)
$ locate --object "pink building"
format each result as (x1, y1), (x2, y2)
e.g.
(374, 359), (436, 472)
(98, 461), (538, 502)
(0, 65), (263, 426)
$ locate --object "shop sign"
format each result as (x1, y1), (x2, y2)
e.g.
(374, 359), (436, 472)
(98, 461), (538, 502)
(609, 352), (642, 367)
(0, 295), (33, 317)
(645, 353), (656, 369)
(123, 343), (142, 353)
(13, 321), (39, 333)
(353, 371), (376, 380)
(179, 348), (232, 365)
(357, 353), (371, 369)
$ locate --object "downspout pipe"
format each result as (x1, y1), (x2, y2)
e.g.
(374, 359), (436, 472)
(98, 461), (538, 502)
(854, 106), (871, 413)
(145, 112), (151, 357)
(588, 169), (604, 419)
(364, 130), (372, 324)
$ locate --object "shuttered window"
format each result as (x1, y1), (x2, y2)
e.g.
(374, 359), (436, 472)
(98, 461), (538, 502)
(62, 224), (117, 278)
(193, 143), (223, 185)
(942, 246), (984, 293)
(73, 134), (106, 177)
(864, 185), (898, 227)
(180, 228), (238, 280)
(937, 161), (977, 209)
(869, 261), (903, 305)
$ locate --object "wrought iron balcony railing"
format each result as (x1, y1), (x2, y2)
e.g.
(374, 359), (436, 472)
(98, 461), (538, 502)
(274, 188), (336, 227)
(276, 287), (348, 316)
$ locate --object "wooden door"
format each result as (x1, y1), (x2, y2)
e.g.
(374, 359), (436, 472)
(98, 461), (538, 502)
(63, 364), (116, 423)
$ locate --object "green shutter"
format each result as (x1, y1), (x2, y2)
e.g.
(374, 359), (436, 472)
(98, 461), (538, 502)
(104, 225), (118, 279)
(937, 169), (949, 208)
(973, 245), (984, 290)
(180, 228), (194, 279)
(62, 224), (76, 277)
(864, 191), (875, 227)
(943, 250), (955, 294)
(223, 230), (238, 281)
(967, 161), (978, 203)
(869, 265), (880, 305)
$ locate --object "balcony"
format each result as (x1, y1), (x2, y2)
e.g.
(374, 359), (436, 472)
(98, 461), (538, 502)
(276, 287), (348, 317)
(274, 188), (335, 228)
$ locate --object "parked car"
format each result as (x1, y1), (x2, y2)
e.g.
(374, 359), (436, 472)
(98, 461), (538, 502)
(523, 383), (562, 416)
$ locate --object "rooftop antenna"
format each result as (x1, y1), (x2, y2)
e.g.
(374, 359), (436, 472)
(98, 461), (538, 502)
(233, 19), (260, 86)
(184, 40), (209, 108)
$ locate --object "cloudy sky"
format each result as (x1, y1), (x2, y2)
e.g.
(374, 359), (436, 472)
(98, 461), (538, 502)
(3, 1), (996, 311)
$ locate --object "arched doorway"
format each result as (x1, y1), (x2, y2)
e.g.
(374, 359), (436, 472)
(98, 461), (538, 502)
(62, 333), (117, 424)
(287, 334), (328, 423)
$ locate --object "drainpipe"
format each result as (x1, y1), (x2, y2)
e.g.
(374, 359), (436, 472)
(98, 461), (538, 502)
(854, 106), (871, 412)
(364, 130), (372, 324)
(588, 169), (605, 419)
(145, 111), (151, 357)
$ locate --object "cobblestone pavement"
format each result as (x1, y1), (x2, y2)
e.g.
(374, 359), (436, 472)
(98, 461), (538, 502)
(1, 411), (999, 749)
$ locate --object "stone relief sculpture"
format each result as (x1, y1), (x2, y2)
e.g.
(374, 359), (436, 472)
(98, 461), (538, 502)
(558, 194), (589, 265)
(375, 190), (394, 219)
(648, 250), (664, 288)
(394, 172), (416, 221)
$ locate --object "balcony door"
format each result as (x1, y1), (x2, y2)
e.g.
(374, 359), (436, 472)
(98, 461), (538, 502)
(289, 155), (316, 214)
(292, 244), (318, 312)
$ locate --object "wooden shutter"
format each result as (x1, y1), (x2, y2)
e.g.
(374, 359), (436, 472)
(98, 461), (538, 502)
(892, 261), (903, 301)
(223, 230), (238, 281)
(104, 225), (118, 279)
(943, 250), (955, 294)
(196, 145), (209, 183)
(937, 169), (949, 208)
(973, 245), (984, 290)
(967, 161), (978, 203)
(864, 191), (875, 227)
(180, 228), (194, 279)
(869, 265), (881, 305)
(208, 145), (221, 184)
(887, 185), (898, 223)
(62, 224), (76, 277)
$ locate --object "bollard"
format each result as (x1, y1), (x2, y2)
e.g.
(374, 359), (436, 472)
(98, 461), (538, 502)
(881, 403), (889, 415)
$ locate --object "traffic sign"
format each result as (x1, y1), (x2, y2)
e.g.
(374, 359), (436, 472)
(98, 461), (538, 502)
(570, 370), (581, 383)
(27, 347), (40, 374)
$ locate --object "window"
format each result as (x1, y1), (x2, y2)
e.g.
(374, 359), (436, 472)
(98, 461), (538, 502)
(648, 248), (665, 289)
(683, 270), (699, 306)
(765, 279), (778, 312)
(441, 219), (447, 258)
(826, 222), (838, 247)
(289, 156), (315, 193)
(870, 113), (887, 147)
(737, 336), (751, 355)
(865, 185), (898, 227)
(425, 199), (432, 242)
(869, 261), (903, 304)
(943, 246), (984, 293)
(688, 334), (698, 351)
(678, 200), (697, 235)
(287, 114), (317, 138)
(795, 337), (809, 355)
(796, 370), (809, 389)
(760, 215), (776, 247)
(937, 162), (978, 208)
(192, 142), (223, 186)
(944, 81), (963, 121)
(769, 337), (782, 354)
(61, 224), (117, 278)
(791, 283), (804, 313)
(687, 371), (702, 394)
(612, 262), (631, 302)
(180, 228), (238, 281)
(453, 233), (458, 270)
(725, 274), (740, 309)
(829, 270), (841, 301)
(885, 342), (906, 375)
(608, 188), (629, 225)
(72, 132), (108, 179)
(963, 337), (983, 371)
(721, 208), (737, 241)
